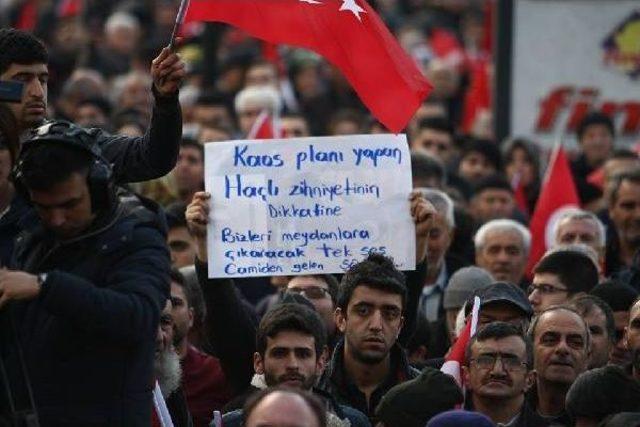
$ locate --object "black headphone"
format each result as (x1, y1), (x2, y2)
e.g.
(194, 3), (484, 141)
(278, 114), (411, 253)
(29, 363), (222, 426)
(12, 120), (115, 213)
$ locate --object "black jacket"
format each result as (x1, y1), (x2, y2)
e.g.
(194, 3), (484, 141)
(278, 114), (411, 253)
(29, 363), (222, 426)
(1, 192), (171, 426)
(0, 89), (181, 266)
(319, 339), (420, 422)
(194, 260), (259, 395)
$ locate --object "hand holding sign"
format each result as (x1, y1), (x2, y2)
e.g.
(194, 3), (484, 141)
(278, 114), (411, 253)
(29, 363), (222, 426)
(186, 191), (210, 261)
(410, 191), (436, 264)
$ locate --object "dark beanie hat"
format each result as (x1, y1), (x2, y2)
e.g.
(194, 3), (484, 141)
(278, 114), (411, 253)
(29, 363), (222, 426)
(566, 365), (640, 421)
(426, 410), (495, 427)
(375, 367), (463, 427)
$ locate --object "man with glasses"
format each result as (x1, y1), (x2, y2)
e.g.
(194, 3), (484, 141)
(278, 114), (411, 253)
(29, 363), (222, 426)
(285, 274), (339, 347)
(528, 248), (599, 314)
(528, 306), (590, 424)
(463, 322), (544, 426)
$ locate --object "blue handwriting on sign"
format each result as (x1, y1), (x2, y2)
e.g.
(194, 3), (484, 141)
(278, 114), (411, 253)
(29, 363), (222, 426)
(353, 147), (402, 167)
(296, 144), (345, 170)
(234, 145), (284, 167)
(225, 174), (279, 202)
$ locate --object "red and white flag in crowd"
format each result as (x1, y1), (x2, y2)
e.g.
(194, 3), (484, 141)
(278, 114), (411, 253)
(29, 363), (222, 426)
(184, 0), (432, 133)
(247, 110), (281, 140)
(525, 144), (580, 276)
(511, 173), (530, 217)
(441, 296), (480, 388)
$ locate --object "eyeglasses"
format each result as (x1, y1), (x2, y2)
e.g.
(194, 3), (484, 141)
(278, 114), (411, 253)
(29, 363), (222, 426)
(527, 283), (569, 295)
(469, 353), (527, 371)
(287, 286), (330, 300)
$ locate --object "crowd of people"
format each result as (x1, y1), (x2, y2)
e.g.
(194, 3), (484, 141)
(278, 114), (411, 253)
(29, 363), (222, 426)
(1, 0), (640, 426)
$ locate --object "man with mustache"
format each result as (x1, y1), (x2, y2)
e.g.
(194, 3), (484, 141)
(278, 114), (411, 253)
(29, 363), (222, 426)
(463, 322), (545, 426)
(528, 306), (590, 425)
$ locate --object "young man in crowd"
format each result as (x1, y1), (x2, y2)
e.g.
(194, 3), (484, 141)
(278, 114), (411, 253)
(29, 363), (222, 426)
(0, 122), (170, 424)
(570, 295), (616, 369)
(221, 302), (370, 427)
(0, 28), (185, 265)
(529, 249), (599, 314)
(591, 280), (638, 365)
(624, 296), (640, 381)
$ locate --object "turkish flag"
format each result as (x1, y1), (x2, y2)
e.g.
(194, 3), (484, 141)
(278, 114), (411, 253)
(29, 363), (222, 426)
(511, 173), (529, 217)
(247, 110), (280, 139)
(525, 146), (580, 276)
(184, 0), (432, 133)
(441, 297), (480, 388)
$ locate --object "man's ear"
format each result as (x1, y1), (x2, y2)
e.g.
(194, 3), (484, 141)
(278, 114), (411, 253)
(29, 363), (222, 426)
(188, 307), (194, 329)
(254, 352), (264, 375)
(524, 370), (536, 393)
(397, 316), (405, 339)
(335, 307), (347, 334)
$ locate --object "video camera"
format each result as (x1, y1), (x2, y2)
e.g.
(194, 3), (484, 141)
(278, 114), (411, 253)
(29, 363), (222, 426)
(0, 81), (24, 103)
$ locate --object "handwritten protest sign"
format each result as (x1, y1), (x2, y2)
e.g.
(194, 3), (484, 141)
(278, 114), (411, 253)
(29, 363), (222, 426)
(204, 134), (415, 278)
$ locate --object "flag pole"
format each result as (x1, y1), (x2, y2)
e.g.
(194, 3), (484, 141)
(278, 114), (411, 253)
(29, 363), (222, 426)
(168, 0), (191, 50)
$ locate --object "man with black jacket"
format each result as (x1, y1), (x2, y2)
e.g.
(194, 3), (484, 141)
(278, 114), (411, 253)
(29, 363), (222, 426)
(0, 122), (171, 425)
(0, 28), (184, 265)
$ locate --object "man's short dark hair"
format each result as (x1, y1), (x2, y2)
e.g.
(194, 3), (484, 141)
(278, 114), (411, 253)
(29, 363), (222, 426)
(19, 143), (93, 192)
(337, 253), (407, 312)
(243, 387), (327, 427)
(165, 201), (188, 229)
(471, 174), (513, 197)
(0, 28), (48, 75)
(287, 274), (339, 304)
(416, 117), (454, 136)
(570, 295), (616, 344)
(180, 138), (204, 159)
(591, 280), (639, 312)
(464, 322), (533, 369)
(533, 249), (598, 295)
(411, 151), (446, 188)
(607, 169), (640, 206)
(577, 112), (615, 141)
(256, 303), (326, 358)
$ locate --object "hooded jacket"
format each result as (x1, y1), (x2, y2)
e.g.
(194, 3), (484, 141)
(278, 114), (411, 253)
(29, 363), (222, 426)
(1, 191), (170, 426)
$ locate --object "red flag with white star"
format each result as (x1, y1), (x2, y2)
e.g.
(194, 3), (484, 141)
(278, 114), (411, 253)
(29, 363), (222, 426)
(184, 0), (432, 133)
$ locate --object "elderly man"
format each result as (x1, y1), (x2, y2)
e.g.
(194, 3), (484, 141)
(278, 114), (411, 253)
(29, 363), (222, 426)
(528, 306), (590, 425)
(416, 188), (467, 323)
(553, 208), (606, 271)
(474, 219), (531, 288)
(570, 295), (616, 369)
